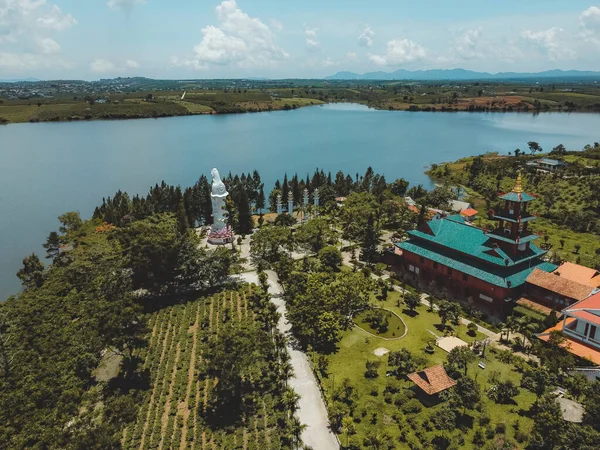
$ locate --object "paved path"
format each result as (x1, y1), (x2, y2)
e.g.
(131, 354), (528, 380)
(236, 270), (339, 450)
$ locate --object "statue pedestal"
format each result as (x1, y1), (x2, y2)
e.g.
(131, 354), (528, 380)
(207, 226), (234, 245)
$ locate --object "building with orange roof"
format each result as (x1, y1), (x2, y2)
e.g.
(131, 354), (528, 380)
(523, 267), (595, 311)
(408, 365), (456, 396)
(553, 262), (600, 288)
(459, 208), (478, 222)
(538, 292), (600, 365)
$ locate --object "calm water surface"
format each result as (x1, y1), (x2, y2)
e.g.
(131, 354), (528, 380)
(2, 103), (600, 298)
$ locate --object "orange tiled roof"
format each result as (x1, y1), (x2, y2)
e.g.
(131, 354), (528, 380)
(408, 365), (456, 395)
(538, 318), (600, 364)
(460, 208), (478, 217)
(554, 262), (600, 288)
(526, 268), (594, 302)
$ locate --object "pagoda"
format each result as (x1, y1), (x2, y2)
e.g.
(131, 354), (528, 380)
(394, 174), (557, 313)
(487, 173), (539, 257)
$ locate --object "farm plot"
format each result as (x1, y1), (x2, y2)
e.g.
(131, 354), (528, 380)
(122, 286), (294, 450)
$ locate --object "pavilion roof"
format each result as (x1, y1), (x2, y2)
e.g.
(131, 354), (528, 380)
(526, 268), (595, 302)
(408, 365), (456, 395)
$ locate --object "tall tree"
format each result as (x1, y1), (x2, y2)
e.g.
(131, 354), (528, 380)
(236, 187), (253, 235)
(360, 213), (379, 264)
(16, 254), (44, 289)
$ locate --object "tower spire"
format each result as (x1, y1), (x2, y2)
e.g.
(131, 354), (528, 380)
(512, 172), (523, 194)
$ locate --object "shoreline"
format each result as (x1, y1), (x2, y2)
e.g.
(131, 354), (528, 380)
(1, 101), (597, 126)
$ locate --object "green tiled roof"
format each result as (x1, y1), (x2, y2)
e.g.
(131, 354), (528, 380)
(498, 191), (536, 202)
(484, 231), (540, 245)
(399, 240), (557, 288)
(492, 213), (537, 224)
(405, 217), (546, 267)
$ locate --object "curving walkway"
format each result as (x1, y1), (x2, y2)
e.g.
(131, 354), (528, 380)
(236, 270), (339, 450)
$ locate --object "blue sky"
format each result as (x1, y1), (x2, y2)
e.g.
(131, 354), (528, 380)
(2, 0), (600, 79)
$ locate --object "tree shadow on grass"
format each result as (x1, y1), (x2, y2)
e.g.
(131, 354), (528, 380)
(402, 308), (419, 318)
(456, 413), (475, 429)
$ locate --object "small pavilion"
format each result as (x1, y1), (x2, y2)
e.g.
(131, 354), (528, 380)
(408, 365), (456, 396)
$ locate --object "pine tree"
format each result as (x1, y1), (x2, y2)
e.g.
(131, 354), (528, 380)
(256, 184), (266, 212)
(282, 173), (289, 205)
(360, 213), (379, 264)
(176, 198), (189, 236)
(237, 187), (253, 235)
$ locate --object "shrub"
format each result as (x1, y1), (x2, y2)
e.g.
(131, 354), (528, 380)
(364, 360), (380, 378)
(318, 246), (342, 270)
(514, 429), (528, 443)
(401, 398), (422, 414)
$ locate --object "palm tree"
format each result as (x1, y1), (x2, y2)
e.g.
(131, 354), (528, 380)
(282, 388), (300, 419)
(288, 416), (307, 449)
(280, 360), (295, 389)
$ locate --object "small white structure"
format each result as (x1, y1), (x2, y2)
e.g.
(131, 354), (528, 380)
(436, 336), (469, 353)
(207, 168), (234, 244)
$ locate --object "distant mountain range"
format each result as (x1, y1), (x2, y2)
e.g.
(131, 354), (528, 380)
(0, 78), (41, 83)
(325, 68), (600, 81)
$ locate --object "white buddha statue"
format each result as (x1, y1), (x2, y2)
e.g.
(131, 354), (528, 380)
(210, 168), (229, 233)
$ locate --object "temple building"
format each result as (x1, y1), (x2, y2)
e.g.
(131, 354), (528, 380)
(395, 175), (557, 313)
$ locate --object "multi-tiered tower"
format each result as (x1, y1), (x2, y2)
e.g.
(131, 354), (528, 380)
(487, 174), (539, 257)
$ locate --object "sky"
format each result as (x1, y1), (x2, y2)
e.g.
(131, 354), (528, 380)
(2, 0), (600, 80)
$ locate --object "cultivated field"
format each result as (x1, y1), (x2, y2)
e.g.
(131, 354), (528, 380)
(122, 286), (283, 450)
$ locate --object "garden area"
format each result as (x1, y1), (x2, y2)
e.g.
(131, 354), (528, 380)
(318, 289), (543, 449)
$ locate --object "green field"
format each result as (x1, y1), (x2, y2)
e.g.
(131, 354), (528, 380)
(321, 291), (535, 448)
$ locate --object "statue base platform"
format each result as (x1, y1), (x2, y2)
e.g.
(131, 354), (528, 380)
(207, 227), (234, 245)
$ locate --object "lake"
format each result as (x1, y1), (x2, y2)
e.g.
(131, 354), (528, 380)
(2, 103), (600, 299)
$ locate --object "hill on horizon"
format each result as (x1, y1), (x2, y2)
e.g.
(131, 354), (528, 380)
(325, 68), (600, 81)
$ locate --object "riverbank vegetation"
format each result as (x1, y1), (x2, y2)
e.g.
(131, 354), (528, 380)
(3, 78), (600, 123)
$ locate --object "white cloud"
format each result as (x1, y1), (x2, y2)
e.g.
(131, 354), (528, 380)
(36, 5), (77, 31)
(322, 57), (335, 67)
(580, 6), (600, 31)
(0, 51), (70, 70)
(369, 38), (427, 66)
(451, 28), (484, 60)
(37, 37), (60, 54)
(305, 26), (319, 51)
(347, 51), (357, 60)
(580, 6), (600, 44)
(0, 0), (75, 71)
(90, 59), (116, 73)
(107, 0), (146, 11)
(270, 19), (283, 32)
(0, 1), (76, 43)
(521, 27), (576, 61)
(90, 58), (140, 73)
(358, 25), (374, 47)
(177, 0), (287, 69)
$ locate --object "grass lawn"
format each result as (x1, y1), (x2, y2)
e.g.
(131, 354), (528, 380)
(321, 290), (536, 448)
